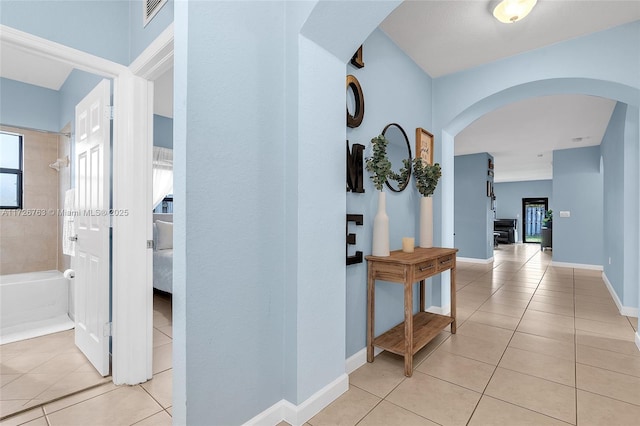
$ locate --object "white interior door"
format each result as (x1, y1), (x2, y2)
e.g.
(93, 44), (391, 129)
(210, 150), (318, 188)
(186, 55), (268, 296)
(72, 79), (111, 376)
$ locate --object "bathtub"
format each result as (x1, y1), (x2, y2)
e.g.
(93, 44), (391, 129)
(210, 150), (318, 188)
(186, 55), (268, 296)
(0, 270), (74, 345)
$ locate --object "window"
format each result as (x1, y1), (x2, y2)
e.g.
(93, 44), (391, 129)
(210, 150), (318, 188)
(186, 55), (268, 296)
(0, 132), (23, 209)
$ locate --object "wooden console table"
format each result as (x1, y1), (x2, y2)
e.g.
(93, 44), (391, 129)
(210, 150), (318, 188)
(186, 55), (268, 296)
(366, 247), (458, 377)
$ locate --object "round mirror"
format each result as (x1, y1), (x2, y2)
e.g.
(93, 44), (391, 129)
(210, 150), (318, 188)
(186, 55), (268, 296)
(382, 123), (412, 192)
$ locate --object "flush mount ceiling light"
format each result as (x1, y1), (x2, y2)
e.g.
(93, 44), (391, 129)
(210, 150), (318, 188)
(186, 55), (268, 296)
(493, 0), (538, 24)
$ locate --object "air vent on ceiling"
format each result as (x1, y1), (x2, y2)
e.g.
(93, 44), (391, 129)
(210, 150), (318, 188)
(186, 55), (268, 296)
(143, 0), (168, 27)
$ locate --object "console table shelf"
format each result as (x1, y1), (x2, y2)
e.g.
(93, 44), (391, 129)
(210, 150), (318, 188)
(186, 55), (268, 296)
(366, 247), (458, 377)
(373, 311), (454, 356)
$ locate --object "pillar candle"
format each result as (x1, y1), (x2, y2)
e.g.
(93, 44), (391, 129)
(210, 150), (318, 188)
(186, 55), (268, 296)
(402, 237), (414, 253)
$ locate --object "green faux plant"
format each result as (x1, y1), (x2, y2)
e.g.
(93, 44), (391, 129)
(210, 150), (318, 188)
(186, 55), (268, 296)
(397, 158), (442, 197)
(365, 135), (392, 191)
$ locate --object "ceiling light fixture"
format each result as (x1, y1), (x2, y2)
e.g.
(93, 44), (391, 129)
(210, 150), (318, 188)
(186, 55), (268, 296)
(493, 0), (537, 24)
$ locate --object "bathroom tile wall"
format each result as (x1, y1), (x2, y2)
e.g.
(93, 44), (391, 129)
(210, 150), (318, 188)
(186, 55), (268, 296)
(0, 126), (60, 275)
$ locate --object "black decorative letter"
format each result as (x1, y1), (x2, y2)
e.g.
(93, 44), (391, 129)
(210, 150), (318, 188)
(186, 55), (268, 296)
(346, 141), (365, 193)
(346, 214), (363, 265)
(346, 75), (364, 128)
(350, 46), (364, 69)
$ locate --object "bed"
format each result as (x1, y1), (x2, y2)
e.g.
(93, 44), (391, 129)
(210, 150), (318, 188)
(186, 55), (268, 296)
(153, 213), (173, 293)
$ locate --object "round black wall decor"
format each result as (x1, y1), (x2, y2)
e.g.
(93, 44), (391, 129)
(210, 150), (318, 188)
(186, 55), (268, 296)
(346, 75), (364, 128)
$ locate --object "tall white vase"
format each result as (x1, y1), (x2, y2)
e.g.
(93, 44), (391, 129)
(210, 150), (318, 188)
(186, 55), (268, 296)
(419, 196), (433, 248)
(372, 191), (390, 256)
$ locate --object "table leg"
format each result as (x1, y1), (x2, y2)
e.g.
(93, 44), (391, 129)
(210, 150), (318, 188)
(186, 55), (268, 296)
(367, 264), (375, 362)
(419, 279), (425, 312)
(450, 265), (457, 334)
(404, 281), (413, 376)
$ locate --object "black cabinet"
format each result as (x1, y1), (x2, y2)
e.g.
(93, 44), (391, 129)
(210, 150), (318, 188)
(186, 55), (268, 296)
(494, 219), (517, 244)
(541, 227), (552, 251)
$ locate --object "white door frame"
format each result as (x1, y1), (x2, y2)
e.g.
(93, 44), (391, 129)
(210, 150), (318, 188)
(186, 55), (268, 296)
(0, 25), (155, 385)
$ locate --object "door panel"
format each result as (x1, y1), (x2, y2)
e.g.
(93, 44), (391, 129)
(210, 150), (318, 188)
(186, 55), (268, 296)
(522, 198), (548, 244)
(72, 79), (111, 377)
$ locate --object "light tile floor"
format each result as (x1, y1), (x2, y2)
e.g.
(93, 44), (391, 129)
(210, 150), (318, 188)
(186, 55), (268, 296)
(0, 292), (173, 425)
(0, 328), (109, 419)
(3, 245), (638, 425)
(309, 244), (639, 426)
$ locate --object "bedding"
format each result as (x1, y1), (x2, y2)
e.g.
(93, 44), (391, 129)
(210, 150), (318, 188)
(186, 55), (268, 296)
(155, 220), (173, 250)
(153, 248), (173, 293)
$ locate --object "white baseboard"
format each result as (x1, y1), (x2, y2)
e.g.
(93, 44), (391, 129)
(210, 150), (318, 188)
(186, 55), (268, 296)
(243, 374), (348, 426)
(345, 346), (382, 375)
(283, 374), (349, 426)
(601, 273), (639, 318)
(457, 257), (494, 264)
(550, 261), (603, 271)
(623, 307), (640, 318)
(426, 304), (451, 316)
(243, 399), (286, 426)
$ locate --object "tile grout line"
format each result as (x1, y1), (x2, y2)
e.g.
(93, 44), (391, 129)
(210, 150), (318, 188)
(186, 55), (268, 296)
(138, 383), (169, 414)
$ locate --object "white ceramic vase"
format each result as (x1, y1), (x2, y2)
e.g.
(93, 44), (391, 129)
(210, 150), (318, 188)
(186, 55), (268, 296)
(419, 196), (433, 248)
(372, 191), (390, 256)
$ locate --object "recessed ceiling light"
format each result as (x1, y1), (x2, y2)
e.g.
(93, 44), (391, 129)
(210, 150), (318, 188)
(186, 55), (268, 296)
(572, 136), (591, 143)
(537, 154), (543, 157)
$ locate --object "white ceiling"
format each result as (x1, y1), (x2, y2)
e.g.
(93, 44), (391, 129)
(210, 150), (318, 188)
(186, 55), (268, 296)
(153, 66), (173, 118)
(1, 2), (638, 181)
(380, 0), (640, 78)
(0, 43), (73, 90)
(0, 39), (173, 118)
(379, 0), (639, 182)
(455, 94), (616, 182)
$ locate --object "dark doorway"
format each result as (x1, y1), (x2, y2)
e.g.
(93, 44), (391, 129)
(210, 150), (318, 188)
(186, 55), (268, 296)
(522, 198), (548, 243)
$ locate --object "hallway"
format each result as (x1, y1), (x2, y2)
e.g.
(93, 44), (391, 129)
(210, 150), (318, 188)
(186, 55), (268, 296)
(308, 244), (639, 425)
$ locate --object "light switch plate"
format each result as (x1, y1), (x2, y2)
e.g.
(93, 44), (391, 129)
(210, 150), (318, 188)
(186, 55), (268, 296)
(560, 211), (570, 218)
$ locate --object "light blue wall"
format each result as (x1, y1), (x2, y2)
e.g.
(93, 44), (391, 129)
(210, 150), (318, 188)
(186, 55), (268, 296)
(602, 102), (626, 299)
(174, 2), (286, 424)
(0, 78), (59, 132)
(0, 70), (103, 134)
(552, 146), (603, 266)
(622, 105), (639, 309)
(129, 0), (174, 62)
(345, 29), (432, 358)
(493, 180), (553, 243)
(1, 1), (173, 66)
(454, 153), (493, 260)
(281, 0), (316, 405)
(58, 70), (104, 131)
(153, 115), (172, 148)
(434, 21), (640, 133)
(295, 35), (347, 404)
(174, 1), (403, 421)
(0, 0), (129, 65)
(282, 0), (402, 405)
